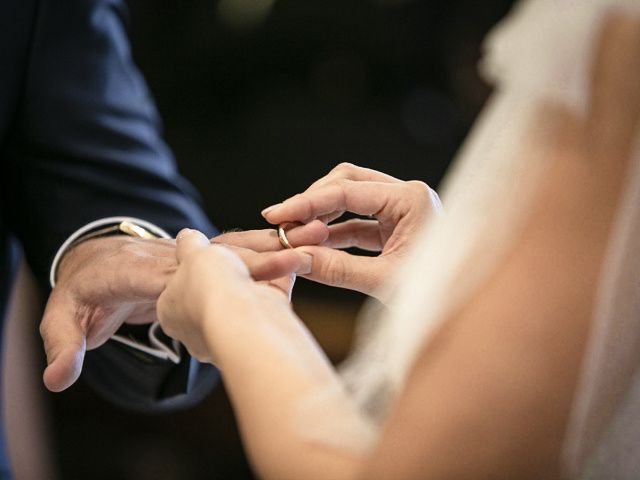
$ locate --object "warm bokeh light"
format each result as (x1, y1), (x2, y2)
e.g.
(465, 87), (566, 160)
(217, 0), (277, 30)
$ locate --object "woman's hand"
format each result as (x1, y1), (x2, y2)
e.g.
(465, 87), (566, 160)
(210, 221), (328, 286)
(157, 229), (311, 364)
(212, 220), (329, 254)
(261, 163), (442, 299)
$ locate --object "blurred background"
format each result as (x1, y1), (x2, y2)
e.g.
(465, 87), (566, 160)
(46, 0), (516, 478)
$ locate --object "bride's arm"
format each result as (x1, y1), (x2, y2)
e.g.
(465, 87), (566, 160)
(215, 291), (363, 480)
(207, 282), (363, 480)
(158, 234), (363, 480)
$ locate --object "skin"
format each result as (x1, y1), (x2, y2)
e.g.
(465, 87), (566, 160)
(40, 221), (327, 392)
(262, 163), (443, 299)
(156, 13), (640, 480)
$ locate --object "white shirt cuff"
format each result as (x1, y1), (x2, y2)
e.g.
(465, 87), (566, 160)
(111, 323), (182, 364)
(49, 216), (180, 364)
(49, 216), (171, 288)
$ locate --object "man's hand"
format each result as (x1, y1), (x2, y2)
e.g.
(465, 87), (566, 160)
(40, 221), (328, 393)
(41, 236), (177, 392)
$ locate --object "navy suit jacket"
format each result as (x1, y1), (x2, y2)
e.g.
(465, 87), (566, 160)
(0, 0), (218, 475)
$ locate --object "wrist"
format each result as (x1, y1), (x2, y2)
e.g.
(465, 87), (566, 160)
(50, 217), (170, 288)
(201, 286), (294, 369)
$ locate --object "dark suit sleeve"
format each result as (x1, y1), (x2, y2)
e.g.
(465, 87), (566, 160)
(4, 0), (218, 411)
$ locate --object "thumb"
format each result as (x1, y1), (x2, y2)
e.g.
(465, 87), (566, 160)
(40, 291), (87, 392)
(176, 228), (210, 264)
(295, 246), (386, 295)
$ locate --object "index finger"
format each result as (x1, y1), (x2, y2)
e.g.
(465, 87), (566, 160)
(262, 180), (403, 225)
(305, 163), (401, 192)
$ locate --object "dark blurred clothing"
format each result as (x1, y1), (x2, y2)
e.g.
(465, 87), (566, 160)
(0, 0), (219, 476)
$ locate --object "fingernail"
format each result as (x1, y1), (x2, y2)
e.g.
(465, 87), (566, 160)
(177, 228), (195, 240)
(297, 252), (313, 275)
(261, 203), (282, 217)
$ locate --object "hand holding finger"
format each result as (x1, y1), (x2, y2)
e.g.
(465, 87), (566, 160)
(226, 246), (312, 281)
(159, 232), (301, 365)
(212, 220), (329, 252)
(295, 245), (389, 296)
(221, 245), (312, 299)
(258, 164), (441, 297)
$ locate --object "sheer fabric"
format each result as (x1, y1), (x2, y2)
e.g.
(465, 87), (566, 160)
(563, 124), (640, 478)
(295, 1), (640, 477)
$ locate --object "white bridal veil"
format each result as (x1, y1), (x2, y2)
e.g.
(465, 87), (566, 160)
(297, 1), (640, 478)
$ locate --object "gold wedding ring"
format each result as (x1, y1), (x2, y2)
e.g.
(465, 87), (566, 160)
(277, 224), (293, 249)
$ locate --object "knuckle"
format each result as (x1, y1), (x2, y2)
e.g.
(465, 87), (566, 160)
(321, 254), (352, 287)
(289, 193), (315, 221)
(290, 193), (305, 203)
(405, 180), (433, 204)
(333, 162), (354, 172)
(159, 261), (178, 278)
(160, 320), (177, 340)
(38, 319), (49, 338)
(406, 179), (430, 195)
(334, 181), (350, 205)
(266, 254), (286, 272)
(332, 162), (356, 177)
(116, 240), (144, 261)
